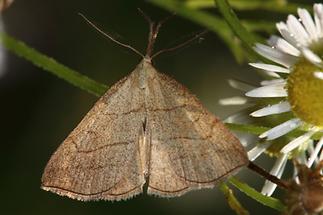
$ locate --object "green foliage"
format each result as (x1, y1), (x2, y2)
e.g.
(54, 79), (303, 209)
(149, 0), (310, 63)
(229, 177), (286, 212)
(220, 183), (250, 215)
(149, 0), (247, 62)
(185, 0), (310, 13)
(226, 123), (323, 140)
(0, 32), (108, 96)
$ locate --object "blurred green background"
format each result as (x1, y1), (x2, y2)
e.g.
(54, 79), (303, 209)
(0, 0), (316, 214)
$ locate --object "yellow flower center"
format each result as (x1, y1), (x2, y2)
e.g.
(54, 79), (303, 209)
(287, 59), (323, 127)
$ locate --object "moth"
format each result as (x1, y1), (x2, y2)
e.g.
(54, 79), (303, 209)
(41, 14), (249, 201)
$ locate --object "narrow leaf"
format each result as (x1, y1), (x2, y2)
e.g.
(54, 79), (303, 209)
(229, 177), (286, 212)
(225, 123), (323, 140)
(215, 0), (259, 51)
(0, 32), (107, 96)
(149, 0), (249, 62)
(225, 123), (269, 135)
(186, 0), (310, 14)
(220, 183), (250, 215)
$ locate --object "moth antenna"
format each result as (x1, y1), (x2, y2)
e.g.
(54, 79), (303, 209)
(151, 30), (208, 59)
(137, 8), (154, 26)
(248, 161), (289, 189)
(137, 9), (176, 60)
(137, 9), (157, 59)
(78, 13), (144, 58)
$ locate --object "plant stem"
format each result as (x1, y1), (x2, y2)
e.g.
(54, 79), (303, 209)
(0, 33), (108, 96)
(247, 162), (289, 189)
(229, 177), (286, 211)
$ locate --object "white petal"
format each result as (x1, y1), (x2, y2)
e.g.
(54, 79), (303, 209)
(314, 71), (323, 80)
(250, 101), (291, 117)
(298, 8), (319, 40)
(228, 79), (254, 92)
(254, 43), (297, 68)
(219, 96), (248, 105)
(287, 15), (310, 46)
(260, 79), (285, 86)
(293, 165), (300, 184)
(262, 71), (281, 78)
(248, 142), (272, 161)
(302, 48), (322, 65)
(260, 118), (302, 140)
(261, 154), (288, 196)
(245, 83), (287, 98)
(280, 129), (318, 153)
(306, 140), (317, 165)
(268, 35), (300, 56)
(249, 63), (290, 73)
(224, 110), (251, 123)
(236, 133), (257, 147)
(314, 4), (323, 36)
(276, 22), (300, 48)
(307, 136), (323, 167)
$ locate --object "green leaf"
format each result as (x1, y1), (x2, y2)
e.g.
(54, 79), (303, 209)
(220, 183), (250, 215)
(225, 123), (323, 141)
(229, 177), (286, 212)
(149, 0), (252, 62)
(186, 0), (310, 14)
(0, 32), (107, 97)
(215, 0), (261, 53)
(225, 123), (269, 135)
(242, 20), (276, 34)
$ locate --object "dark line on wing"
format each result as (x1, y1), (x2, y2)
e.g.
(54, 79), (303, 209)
(147, 164), (246, 194)
(104, 105), (145, 116)
(42, 184), (141, 197)
(177, 163), (246, 184)
(158, 135), (212, 141)
(155, 117), (219, 142)
(73, 141), (132, 153)
(103, 103), (199, 117)
(148, 185), (189, 194)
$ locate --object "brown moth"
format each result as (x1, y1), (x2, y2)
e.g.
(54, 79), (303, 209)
(283, 161), (323, 215)
(41, 16), (248, 201)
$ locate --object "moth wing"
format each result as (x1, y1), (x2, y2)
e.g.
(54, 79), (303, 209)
(41, 69), (146, 201)
(145, 69), (248, 197)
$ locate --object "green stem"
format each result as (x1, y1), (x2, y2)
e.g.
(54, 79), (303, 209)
(149, 0), (256, 62)
(220, 183), (250, 215)
(186, 0), (310, 14)
(215, 0), (259, 52)
(0, 32), (108, 96)
(229, 177), (286, 212)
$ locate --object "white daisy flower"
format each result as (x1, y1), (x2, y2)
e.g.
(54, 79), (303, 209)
(222, 3), (323, 196)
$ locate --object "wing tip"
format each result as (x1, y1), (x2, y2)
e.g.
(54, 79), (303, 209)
(41, 184), (143, 202)
(147, 183), (218, 198)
